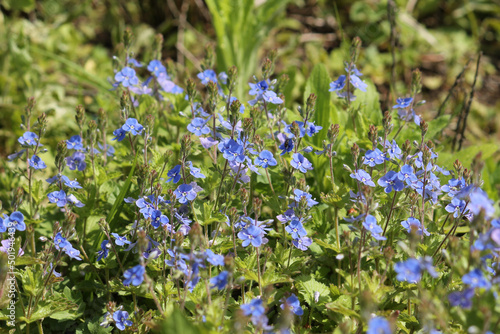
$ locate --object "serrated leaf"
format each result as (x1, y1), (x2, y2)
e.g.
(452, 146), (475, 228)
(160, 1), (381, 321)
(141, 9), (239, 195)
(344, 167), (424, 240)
(297, 276), (331, 306)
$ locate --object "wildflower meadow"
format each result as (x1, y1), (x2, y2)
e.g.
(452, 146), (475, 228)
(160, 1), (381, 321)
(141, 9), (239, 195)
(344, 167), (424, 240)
(1, 1), (500, 333)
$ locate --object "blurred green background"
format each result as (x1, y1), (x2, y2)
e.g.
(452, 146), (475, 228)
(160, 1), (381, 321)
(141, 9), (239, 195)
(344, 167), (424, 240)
(1, 0), (499, 159)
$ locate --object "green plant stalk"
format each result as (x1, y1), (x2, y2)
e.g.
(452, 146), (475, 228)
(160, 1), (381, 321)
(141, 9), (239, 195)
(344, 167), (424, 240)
(382, 191), (398, 237)
(256, 247), (263, 295)
(145, 275), (165, 315)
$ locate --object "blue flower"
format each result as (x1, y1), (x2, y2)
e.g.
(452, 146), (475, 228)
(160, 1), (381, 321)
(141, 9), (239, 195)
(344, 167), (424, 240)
(205, 249), (225, 266)
(97, 240), (110, 261)
(398, 107), (420, 125)
(367, 316), (391, 334)
(111, 233), (131, 246)
(187, 117), (210, 136)
(66, 135), (84, 150)
(285, 219), (307, 239)
(54, 232), (71, 251)
(329, 75), (346, 92)
(112, 128), (127, 141)
(291, 153), (313, 173)
(395, 258), (422, 283)
(7, 211), (26, 232)
(293, 189), (318, 207)
(48, 190), (68, 207)
(67, 194), (85, 208)
(441, 178), (466, 197)
(18, 131), (39, 146)
(278, 135), (294, 155)
(66, 152), (86, 171)
(62, 175), (82, 189)
(150, 210), (170, 229)
(221, 139), (246, 163)
(292, 236), (312, 250)
(210, 271), (229, 290)
(65, 246), (82, 260)
(123, 264), (145, 286)
(128, 58), (143, 67)
(147, 60), (166, 77)
(280, 294), (303, 316)
(305, 122), (322, 137)
(187, 161), (205, 179)
(254, 150), (277, 168)
(197, 69), (218, 85)
(238, 225), (263, 247)
(248, 80), (283, 105)
(167, 165), (182, 183)
(445, 198), (466, 218)
(113, 310), (133, 330)
(393, 97), (413, 109)
(241, 298), (265, 317)
(401, 217), (429, 236)
(115, 67), (139, 87)
(378, 171), (404, 193)
(448, 288), (474, 308)
(174, 184), (197, 204)
(384, 140), (402, 160)
(29, 155), (47, 170)
(122, 118), (144, 136)
(462, 269), (491, 290)
(350, 169), (376, 187)
(363, 149), (386, 167)
(363, 215), (386, 240)
(397, 165), (417, 185)
(284, 121), (306, 138)
(98, 142), (115, 156)
(350, 74), (367, 92)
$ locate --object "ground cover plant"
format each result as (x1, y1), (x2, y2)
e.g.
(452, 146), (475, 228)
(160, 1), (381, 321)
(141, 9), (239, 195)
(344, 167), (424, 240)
(1, 1), (500, 333)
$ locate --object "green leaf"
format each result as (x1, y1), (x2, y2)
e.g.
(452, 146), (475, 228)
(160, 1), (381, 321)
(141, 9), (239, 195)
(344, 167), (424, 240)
(157, 308), (206, 334)
(304, 64), (331, 147)
(437, 143), (498, 169)
(314, 238), (341, 253)
(325, 300), (360, 319)
(15, 256), (44, 266)
(3, 0), (35, 12)
(92, 153), (138, 255)
(296, 275), (331, 306)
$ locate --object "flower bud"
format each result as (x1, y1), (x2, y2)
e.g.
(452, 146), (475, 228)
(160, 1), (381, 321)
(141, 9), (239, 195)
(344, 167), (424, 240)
(153, 33), (164, 60)
(123, 27), (134, 50)
(227, 66), (238, 91)
(411, 68), (422, 96)
(306, 94), (317, 120)
(98, 108), (108, 133)
(75, 105), (86, 133)
(350, 36), (362, 64)
(25, 97), (36, 119)
(351, 143), (360, 163)
(383, 111), (393, 134)
(186, 79), (197, 103)
(368, 125), (378, 149)
(55, 140), (68, 171)
(328, 124), (340, 144)
(253, 197), (262, 217)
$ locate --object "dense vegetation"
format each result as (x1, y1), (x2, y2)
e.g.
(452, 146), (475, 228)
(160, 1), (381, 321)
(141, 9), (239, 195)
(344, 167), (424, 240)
(0, 1), (499, 333)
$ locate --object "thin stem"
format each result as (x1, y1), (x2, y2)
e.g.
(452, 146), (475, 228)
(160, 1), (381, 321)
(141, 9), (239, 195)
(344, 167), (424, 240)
(265, 168), (275, 195)
(382, 191), (398, 236)
(256, 248), (263, 295)
(145, 275), (164, 315)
